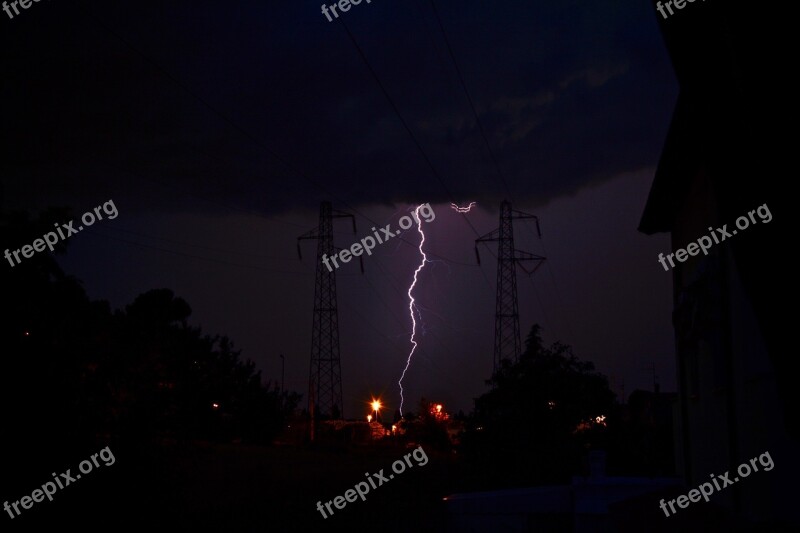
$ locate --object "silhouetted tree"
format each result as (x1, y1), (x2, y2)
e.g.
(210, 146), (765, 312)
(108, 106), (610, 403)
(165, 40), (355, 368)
(1, 207), (300, 463)
(464, 324), (615, 485)
(103, 288), (300, 445)
(2, 206), (108, 480)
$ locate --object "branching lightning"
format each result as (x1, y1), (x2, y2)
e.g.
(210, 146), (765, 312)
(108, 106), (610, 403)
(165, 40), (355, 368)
(450, 201), (477, 213)
(398, 205), (429, 415)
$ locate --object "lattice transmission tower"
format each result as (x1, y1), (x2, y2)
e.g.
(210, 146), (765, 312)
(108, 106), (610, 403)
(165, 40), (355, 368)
(476, 200), (546, 373)
(297, 202), (356, 430)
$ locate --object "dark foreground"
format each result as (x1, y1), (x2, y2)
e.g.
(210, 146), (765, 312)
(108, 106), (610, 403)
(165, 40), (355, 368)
(5, 441), (461, 531)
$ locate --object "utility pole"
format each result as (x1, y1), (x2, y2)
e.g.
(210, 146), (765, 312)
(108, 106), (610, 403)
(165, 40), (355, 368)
(280, 353), (285, 395)
(476, 200), (545, 374)
(652, 362), (660, 394)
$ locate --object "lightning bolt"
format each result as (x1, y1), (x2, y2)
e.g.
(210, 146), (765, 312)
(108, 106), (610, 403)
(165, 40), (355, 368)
(450, 201), (476, 213)
(398, 204), (429, 415)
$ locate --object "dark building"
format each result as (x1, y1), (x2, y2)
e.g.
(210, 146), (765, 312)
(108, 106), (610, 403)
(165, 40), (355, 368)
(640, 0), (795, 526)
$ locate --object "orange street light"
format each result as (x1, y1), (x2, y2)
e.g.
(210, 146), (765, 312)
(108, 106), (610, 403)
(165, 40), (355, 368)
(370, 398), (383, 421)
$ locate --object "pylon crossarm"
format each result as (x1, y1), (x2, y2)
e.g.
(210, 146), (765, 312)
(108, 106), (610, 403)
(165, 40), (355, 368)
(513, 250), (546, 262)
(475, 228), (501, 243)
(511, 211), (542, 236)
(518, 258), (546, 276)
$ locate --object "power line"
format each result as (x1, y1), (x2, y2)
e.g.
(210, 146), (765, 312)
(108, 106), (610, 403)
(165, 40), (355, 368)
(73, 5), (500, 401)
(424, 3), (577, 347)
(99, 224), (298, 262)
(522, 217), (576, 342)
(335, 18), (496, 297)
(338, 19), (456, 203)
(336, 18), (488, 240)
(77, 5), (480, 278)
(428, 0), (513, 198)
(81, 228), (311, 275)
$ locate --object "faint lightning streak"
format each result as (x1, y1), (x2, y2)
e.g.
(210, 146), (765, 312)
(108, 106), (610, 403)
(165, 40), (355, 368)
(398, 205), (429, 415)
(450, 201), (477, 213)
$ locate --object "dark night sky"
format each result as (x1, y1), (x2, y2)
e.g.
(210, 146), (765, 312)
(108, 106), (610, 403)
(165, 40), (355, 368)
(1, 0), (678, 416)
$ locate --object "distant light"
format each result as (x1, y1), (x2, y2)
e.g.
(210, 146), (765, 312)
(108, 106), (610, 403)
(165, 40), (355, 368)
(548, 401), (555, 410)
(371, 400), (382, 412)
(435, 404), (443, 413)
(212, 403), (220, 410)
(23, 331), (30, 336)
(367, 414), (372, 423)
